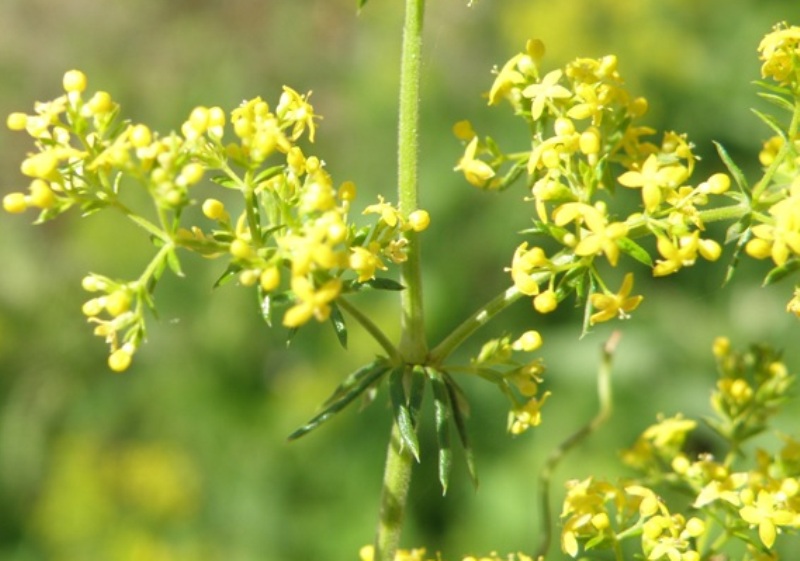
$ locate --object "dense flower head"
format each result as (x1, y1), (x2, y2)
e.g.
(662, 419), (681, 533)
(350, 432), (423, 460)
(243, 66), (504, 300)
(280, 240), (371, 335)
(4, 70), (430, 369)
(758, 23), (800, 87)
(458, 40), (738, 331)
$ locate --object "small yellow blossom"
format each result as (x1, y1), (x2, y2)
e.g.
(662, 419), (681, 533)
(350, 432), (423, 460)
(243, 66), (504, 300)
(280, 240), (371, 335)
(283, 277), (342, 327)
(739, 489), (797, 548)
(509, 391), (551, 434)
(588, 273), (643, 324)
(522, 69), (572, 120)
(507, 242), (548, 296)
(618, 154), (686, 212)
(455, 137), (495, 188)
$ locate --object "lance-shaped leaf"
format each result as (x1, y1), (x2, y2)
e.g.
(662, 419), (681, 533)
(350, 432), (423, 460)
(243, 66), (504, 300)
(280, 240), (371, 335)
(329, 302), (348, 349)
(723, 226), (753, 286)
(408, 365), (427, 429)
(389, 366), (420, 462)
(427, 367), (453, 494)
(288, 359), (391, 440)
(714, 141), (750, 194)
(351, 277), (405, 292)
(443, 372), (478, 488)
(357, 0), (368, 11)
(752, 109), (789, 140)
(617, 237), (653, 267)
(763, 258), (800, 286)
(213, 262), (243, 288)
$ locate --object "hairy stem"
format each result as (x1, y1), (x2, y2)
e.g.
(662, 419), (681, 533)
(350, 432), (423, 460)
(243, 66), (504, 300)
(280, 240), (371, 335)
(374, 0), (426, 560)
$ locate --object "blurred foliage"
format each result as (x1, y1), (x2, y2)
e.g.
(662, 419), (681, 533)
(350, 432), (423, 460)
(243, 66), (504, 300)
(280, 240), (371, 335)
(1, 1), (800, 560)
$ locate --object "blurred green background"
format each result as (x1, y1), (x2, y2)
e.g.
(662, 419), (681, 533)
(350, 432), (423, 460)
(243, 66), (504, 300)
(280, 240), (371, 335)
(2, 1), (800, 560)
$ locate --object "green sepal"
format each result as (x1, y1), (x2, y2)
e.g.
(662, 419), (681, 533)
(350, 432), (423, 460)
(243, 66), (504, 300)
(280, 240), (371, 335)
(763, 258), (800, 286)
(427, 367), (453, 494)
(288, 359), (391, 440)
(389, 366), (421, 462)
(714, 141), (750, 194)
(617, 237), (653, 267)
(443, 372), (478, 488)
(329, 301), (348, 349)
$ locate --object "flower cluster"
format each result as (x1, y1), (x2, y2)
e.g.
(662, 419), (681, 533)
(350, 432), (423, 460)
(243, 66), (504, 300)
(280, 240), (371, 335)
(358, 544), (538, 561)
(3, 71), (429, 370)
(561, 339), (799, 559)
(456, 40), (732, 331)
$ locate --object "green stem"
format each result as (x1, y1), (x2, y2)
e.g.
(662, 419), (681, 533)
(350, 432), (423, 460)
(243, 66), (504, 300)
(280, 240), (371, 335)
(374, 1), (426, 559)
(752, 98), (800, 201)
(375, 421), (415, 561)
(534, 331), (620, 559)
(396, 0), (427, 362)
(337, 297), (402, 364)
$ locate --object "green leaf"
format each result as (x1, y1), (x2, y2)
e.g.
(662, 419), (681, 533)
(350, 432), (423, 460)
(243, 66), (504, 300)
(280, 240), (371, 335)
(210, 174), (239, 189)
(389, 367), (420, 462)
(213, 262), (243, 288)
(763, 258), (800, 286)
(357, 0), (368, 11)
(751, 109), (789, 140)
(353, 277), (405, 292)
(714, 141), (750, 194)
(288, 360), (391, 440)
(756, 92), (795, 113)
(329, 302), (348, 349)
(253, 165), (285, 184)
(166, 248), (184, 277)
(443, 372), (478, 488)
(617, 237), (653, 267)
(723, 227), (752, 286)
(408, 366), (427, 428)
(259, 290), (292, 327)
(427, 368), (453, 494)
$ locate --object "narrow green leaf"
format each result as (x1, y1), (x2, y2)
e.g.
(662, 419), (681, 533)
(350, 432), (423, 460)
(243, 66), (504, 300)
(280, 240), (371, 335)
(408, 366), (427, 429)
(329, 302), (348, 349)
(427, 368), (453, 494)
(763, 258), (800, 286)
(756, 92), (795, 113)
(213, 262), (242, 288)
(288, 361), (390, 440)
(354, 277), (405, 292)
(166, 248), (184, 277)
(617, 237), (653, 267)
(357, 0), (368, 11)
(723, 227), (752, 286)
(751, 109), (789, 140)
(210, 174), (238, 188)
(714, 141), (750, 193)
(253, 165), (285, 184)
(390, 367), (420, 462)
(443, 372), (478, 488)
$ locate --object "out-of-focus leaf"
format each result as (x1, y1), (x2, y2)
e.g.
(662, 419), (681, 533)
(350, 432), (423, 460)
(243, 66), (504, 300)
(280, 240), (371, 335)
(329, 302), (348, 349)
(353, 277), (405, 292)
(751, 108), (788, 140)
(714, 141), (749, 194)
(756, 92), (795, 113)
(357, 0), (368, 11)
(408, 366), (427, 429)
(617, 237), (653, 267)
(166, 248), (184, 277)
(288, 359), (391, 440)
(213, 262), (242, 288)
(389, 366), (420, 462)
(723, 227), (752, 286)
(763, 258), (800, 286)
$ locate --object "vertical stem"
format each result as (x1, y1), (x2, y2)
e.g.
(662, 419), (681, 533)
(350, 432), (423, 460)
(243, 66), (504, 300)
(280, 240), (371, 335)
(374, 1), (426, 560)
(397, 0), (427, 362)
(375, 422), (415, 561)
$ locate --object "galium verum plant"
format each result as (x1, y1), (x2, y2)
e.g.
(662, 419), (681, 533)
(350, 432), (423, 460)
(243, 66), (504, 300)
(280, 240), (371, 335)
(3, 1), (800, 559)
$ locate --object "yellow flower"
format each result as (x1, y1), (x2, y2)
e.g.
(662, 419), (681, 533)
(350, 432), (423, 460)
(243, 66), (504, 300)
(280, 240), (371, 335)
(350, 245), (387, 282)
(363, 196), (403, 227)
(739, 489), (797, 549)
(745, 190), (800, 266)
(758, 23), (800, 84)
(553, 202), (628, 266)
(653, 232), (721, 276)
(488, 53), (527, 106)
(507, 242), (548, 296)
(522, 69), (572, 120)
(509, 391), (551, 434)
(618, 154), (686, 212)
(455, 137), (495, 188)
(588, 273), (643, 324)
(283, 277), (342, 328)
(276, 86), (317, 142)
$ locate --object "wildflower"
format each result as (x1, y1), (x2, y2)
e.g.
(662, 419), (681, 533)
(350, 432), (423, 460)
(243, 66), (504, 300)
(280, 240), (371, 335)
(363, 196), (403, 228)
(739, 489), (797, 548)
(553, 202), (628, 266)
(757, 23), (800, 84)
(507, 242), (548, 296)
(455, 137), (495, 188)
(276, 86), (317, 142)
(283, 277), (342, 328)
(522, 69), (572, 120)
(653, 232), (721, 276)
(511, 330), (543, 352)
(618, 154), (687, 212)
(745, 187), (800, 266)
(350, 245), (387, 282)
(588, 273), (643, 324)
(488, 54), (527, 106)
(509, 391), (551, 434)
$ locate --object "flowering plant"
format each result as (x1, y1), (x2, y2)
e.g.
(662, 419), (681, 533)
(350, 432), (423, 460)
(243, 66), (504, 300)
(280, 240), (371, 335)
(4, 2), (800, 560)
